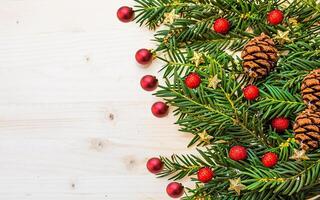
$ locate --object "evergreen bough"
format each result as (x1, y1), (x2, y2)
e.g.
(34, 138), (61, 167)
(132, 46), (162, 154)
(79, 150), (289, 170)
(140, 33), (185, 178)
(133, 0), (320, 199)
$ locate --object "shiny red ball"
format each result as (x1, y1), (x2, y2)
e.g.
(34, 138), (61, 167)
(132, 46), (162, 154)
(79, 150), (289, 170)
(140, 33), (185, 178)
(166, 182), (184, 198)
(267, 9), (284, 25)
(229, 146), (248, 161)
(243, 85), (260, 100)
(135, 49), (153, 65)
(213, 18), (230, 34)
(140, 75), (158, 91)
(151, 102), (169, 118)
(197, 167), (214, 183)
(271, 117), (289, 133)
(185, 72), (201, 89)
(117, 6), (134, 23)
(146, 157), (163, 174)
(261, 152), (278, 168)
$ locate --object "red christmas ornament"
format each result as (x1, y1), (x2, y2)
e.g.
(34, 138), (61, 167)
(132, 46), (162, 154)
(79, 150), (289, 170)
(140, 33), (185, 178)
(185, 72), (201, 89)
(243, 85), (260, 100)
(140, 75), (158, 91)
(197, 167), (214, 183)
(166, 182), (184, 198)
(213, 18), (230, 34)
(135, 49), (153, 65)
(151, 102), (169, 118)
(146, 157), (163, 174)
(271, 117), (289, 133)
(117, 6), (134, 23)
(229, 145), (248, 161)
(267, 9), (284, 25)
(261, 152), (278, 168)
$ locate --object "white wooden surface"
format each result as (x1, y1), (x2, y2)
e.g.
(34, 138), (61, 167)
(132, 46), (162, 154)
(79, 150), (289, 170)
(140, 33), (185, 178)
(0, 1), (194, 199)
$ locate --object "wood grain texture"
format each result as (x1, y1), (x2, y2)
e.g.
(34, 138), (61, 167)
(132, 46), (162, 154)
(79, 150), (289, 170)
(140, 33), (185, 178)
(0, 0), (195, 199)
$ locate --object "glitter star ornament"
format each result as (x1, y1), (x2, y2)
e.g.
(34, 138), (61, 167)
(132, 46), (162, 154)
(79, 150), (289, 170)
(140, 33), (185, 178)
(164, 10), (180, 25)
(289, 18), (299, 27)
(274, 30), (292, 45)
(290, 149), (310, 161)
(198, 130), (213, 144)
(191, 52), (205, 67)
(245, 26), (254, 34)
(228, 178), (246, 195)
(207, 75), (221, 89)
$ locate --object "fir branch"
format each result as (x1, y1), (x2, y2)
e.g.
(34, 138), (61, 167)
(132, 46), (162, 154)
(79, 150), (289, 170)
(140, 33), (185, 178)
(157, 76), (270, 147)
(132, 0), (320, 198)
(242, 154), (320, 196)
(136, 0), (320, 54)
(250, 84), (305, 120)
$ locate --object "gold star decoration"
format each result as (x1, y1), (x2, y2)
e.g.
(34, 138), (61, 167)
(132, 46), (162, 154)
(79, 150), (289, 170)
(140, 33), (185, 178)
(288, 18), (299, 27)
(228, 178), (246, 195)
(164, 10), (180, 25)
(245, 26), (254, 34)
(207, 75), (221, 89)
(289, 149), (310, 161)
(274, 30), (292, 45)
(198, 130), (213, 144)
(190, 52), (205, 67)
(279, 50), (290, 56)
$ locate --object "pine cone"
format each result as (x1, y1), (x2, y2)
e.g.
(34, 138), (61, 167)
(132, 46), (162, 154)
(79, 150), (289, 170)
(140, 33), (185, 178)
(293, 108), (320, 150)
(301, 69), (320, 110)
(241, 33), (278, 78)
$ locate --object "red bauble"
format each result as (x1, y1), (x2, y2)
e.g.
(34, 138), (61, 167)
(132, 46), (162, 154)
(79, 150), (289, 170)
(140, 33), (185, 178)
(135, 49), (153, 65)
(213, 18), (230, 34)
(140, 75), (158, 91)
(271, 117), (289, 133)
(151, 102), (169, 118)
(261, 152), (278, 168)
(166, 182), (184, 198)
(146, 157), (163, 174)
(197, 167), (214, 183)
(117, 6), (134, 23)
(229, 146), (248, 161)
(185, 72), (201, 89)
(243, 85), (260, 100)
(267, 9), (284, 25)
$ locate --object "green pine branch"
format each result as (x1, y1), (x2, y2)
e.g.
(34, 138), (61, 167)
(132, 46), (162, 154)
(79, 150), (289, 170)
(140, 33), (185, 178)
(250, 84), (305, 120)
(157, 144), (320, 199)
(132, 0), (320, 199)
(135, 0), (320, 54)
(156, 54), (272, 148)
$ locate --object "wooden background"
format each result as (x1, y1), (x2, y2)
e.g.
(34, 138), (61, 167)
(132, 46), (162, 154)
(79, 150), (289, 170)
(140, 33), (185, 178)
(0, 0), (194, 199)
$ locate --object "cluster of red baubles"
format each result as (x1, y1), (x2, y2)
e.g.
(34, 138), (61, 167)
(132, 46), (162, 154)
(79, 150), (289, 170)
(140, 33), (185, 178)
(212, 9), (283, 34)
(117, 6), (168, 118)
(146, 146), (279, 198)
(146, 158), (184, 198)
(118, 5), (285, 199)
(229, 146), (278, 168)
(146, 157), (214, 198)
(242, 84), (290, 132)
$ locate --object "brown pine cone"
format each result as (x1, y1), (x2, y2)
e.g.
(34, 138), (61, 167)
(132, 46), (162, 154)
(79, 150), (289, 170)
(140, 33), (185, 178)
(301, 69), (320, 110)
(241, 33), (278, 78)
(293, 108), (320, 150)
